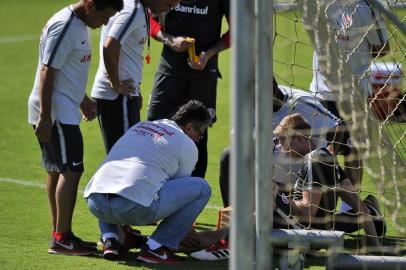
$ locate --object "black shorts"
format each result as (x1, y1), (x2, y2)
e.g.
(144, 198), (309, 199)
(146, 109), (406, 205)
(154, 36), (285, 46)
(147, 72), (218, 123)
(95, 95), (141, 153)
(33, 121), (84, 173)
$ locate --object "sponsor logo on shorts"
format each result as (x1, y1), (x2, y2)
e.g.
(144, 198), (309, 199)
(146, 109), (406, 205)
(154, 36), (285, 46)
(72, 161), (83, 166)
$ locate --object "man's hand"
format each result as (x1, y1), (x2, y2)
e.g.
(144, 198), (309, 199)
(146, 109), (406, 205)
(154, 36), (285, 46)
(80, 95), (97, 121)
(167, 36), (194, 52)
(188, 51), (210, 70)
(114, 79), (136, 97)
(35, 116), (53, 143)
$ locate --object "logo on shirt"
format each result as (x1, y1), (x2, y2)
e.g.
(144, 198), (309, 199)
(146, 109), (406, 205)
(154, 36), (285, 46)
(174, 4), (208, 15)
(80, 54), (91, 63)
(139, 37), (147, 45)
(336, 12), (353, 42)
(341, 12), (353, 30)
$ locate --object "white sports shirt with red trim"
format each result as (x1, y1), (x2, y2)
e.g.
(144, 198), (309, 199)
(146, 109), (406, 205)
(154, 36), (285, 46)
(91, 0), (147, 100)
(84, 119), (198, 207)
(309, 0), (388, 101)
(28, 6), (91, 125)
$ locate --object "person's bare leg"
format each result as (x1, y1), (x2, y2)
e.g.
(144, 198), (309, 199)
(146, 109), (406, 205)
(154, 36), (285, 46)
(46, 171), (59, 231)
(55, 170), (82, 233)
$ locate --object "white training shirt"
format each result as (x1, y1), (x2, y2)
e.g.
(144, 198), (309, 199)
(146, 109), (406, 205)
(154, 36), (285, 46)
(309, 0), (388, 100)
(28, 6), (91, 125)
(84, 119), (198, 207)
(91, 0), (147, 100)
(274, 85), (340, 148)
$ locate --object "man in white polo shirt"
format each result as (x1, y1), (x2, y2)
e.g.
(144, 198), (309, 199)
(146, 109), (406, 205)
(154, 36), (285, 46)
(85, 100), (212, 264)
(309, 0), (389, 116)
(28, 0), (123, 256)
(91, 0), (180, 153)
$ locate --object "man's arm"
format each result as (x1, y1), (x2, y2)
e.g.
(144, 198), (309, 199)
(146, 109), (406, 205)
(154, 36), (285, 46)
(103, 37), (135, 96)
(290, 190), (322, 218)
(150, 16), (194, 52)
(326, 124), (363, 190)
(188, 16), (231, 71)
(35, 65), (55, 143)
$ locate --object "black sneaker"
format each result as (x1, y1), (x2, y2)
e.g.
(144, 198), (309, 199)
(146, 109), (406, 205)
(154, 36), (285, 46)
(69, 232), (97, 247)
(364, 195), (386, 237)
(103, 238), (120, 260)
(137, 244), (185, 264)
(48, 236), (97, 256)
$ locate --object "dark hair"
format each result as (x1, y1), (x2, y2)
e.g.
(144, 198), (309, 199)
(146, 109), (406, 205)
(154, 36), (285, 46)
(93, 0), (124, 11)
(172, 100), (212, 130)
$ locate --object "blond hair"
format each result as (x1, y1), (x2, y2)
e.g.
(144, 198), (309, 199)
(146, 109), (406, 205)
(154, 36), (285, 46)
(273, 113), (311, 139)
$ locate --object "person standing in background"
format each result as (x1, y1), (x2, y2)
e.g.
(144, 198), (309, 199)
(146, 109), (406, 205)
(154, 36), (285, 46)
(90, 0), (180, 259)
(27, 0), (123, 256)
(91, 0), (180, 153)
(147, 0), (231, 177)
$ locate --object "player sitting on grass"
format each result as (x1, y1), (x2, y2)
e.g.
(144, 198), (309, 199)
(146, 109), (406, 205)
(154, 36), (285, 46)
(190, 113), (385, 261)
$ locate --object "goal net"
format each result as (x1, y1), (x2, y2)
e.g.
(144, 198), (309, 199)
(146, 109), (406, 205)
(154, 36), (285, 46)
(272, 0), (406, 254)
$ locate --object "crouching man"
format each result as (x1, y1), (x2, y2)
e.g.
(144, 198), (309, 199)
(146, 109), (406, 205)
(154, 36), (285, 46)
(84, 100), (212, 264)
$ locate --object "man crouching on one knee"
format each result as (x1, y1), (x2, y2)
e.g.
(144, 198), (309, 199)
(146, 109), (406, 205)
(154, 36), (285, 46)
(84, 100), (212, 264)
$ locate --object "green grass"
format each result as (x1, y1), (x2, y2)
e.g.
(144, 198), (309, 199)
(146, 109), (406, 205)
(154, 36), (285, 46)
(0, 1), (404, 269)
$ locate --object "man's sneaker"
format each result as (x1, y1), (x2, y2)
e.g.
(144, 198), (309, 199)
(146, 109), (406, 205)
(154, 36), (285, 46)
(137, 244), (185, 264)
(190, 239), (230, 261)
(102, 238), (120, 260)
(364, 195), (387, 237)
(120, 225), (148, 252)
(69, 232), (97, 247)
(48, 236), (97, 256)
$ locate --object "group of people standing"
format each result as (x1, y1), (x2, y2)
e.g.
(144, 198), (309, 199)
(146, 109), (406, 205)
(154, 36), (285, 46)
(27, 0), (401, 265)
(28, 0), (230, 263)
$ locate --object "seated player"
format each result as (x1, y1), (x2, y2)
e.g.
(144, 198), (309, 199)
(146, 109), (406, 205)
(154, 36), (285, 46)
(273, 114), (385, 242)
(190, 114), (385, 261)
(369, 62), (406, 122)
(220, 78), (355, 208)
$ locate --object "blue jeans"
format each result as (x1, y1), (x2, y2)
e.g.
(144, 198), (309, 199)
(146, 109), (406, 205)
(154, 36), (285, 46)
(87, 177), (211, 249)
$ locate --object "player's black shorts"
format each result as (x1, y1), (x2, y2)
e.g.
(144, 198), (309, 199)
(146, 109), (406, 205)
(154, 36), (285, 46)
(147, 72), (218, 123)
(33, 121), (84, 173)
(95, 95), (141, 153)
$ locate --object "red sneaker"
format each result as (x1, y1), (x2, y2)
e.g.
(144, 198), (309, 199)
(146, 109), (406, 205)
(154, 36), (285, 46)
(48, 235), (97, 256)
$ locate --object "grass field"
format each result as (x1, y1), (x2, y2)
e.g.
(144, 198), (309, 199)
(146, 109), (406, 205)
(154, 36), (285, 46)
(0, 1), (403, 269)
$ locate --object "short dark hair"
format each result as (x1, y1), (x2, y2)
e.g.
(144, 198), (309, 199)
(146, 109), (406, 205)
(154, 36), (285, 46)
(93, 0), (123, 11)
(172, 100), (212, 130)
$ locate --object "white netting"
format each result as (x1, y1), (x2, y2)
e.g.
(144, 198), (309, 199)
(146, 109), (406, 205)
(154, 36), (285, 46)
(272, 0), (406, 254)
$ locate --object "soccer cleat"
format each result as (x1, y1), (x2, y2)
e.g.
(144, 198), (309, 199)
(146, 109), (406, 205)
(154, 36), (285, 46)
(48, 235), (97, 256)
(102, 238), (120, 260)
(137, 244), (185, 264)
(364, 195), (387, 237)
(190, 239), (230, 261)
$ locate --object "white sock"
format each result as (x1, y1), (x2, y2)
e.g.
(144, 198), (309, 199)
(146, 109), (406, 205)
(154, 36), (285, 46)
(339, 201), (352, 213)
(102, 232), (118, 241)
(146, 238), (162, 250)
